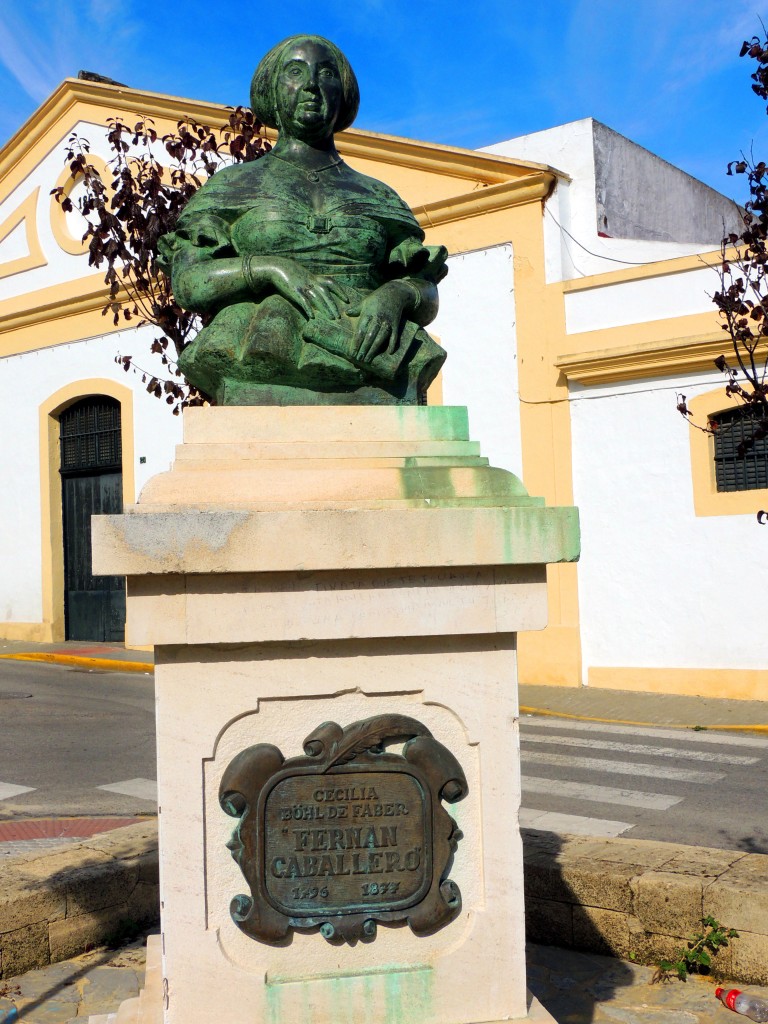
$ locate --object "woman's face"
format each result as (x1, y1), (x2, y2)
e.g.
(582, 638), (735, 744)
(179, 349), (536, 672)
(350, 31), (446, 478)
(274, 40), (343, 142)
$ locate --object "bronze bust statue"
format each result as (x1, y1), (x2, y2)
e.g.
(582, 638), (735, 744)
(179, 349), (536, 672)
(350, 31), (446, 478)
(158, 35), (447, 406)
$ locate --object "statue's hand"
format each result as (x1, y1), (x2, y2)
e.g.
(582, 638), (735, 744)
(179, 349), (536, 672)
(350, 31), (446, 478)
(350, 282), (413, 363)
(264, 257), (348, 320)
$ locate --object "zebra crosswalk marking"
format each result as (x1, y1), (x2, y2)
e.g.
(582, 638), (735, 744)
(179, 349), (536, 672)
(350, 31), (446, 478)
(521, 733), (759, 766)
(519, 808), (633, 837)
(522, 776), (683, 810)
(522, 750), (725, 783)
(96, 778), (158, 802)
(0, 781), (36, 800)
(521, 717), (768, 748)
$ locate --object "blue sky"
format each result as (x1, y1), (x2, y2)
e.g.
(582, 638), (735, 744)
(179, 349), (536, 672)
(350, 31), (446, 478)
(0, 0), (766, 201)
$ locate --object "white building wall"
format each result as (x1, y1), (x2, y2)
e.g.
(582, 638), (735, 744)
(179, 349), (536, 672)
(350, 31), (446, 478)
(432, 243), (523, 478)
(482, 120), (713, 282)
(565, 264), (723, 333)
(570, 369), (767, 675)
(0, 326), (182, 623)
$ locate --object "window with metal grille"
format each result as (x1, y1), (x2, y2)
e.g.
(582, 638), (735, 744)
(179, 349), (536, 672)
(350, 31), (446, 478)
(59, 396), (122, 474)
(710, 404), (768, 492)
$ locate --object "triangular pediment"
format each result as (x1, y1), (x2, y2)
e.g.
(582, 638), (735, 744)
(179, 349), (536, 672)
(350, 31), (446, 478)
(0, 78), (556, 359)
(0, 77), (555, 212)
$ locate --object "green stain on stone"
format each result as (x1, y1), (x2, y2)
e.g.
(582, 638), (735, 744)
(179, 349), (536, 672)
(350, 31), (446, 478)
(383, 968), (433, 1024)
(265, 979), (281, 1024)
(265, 968), (434, 1024)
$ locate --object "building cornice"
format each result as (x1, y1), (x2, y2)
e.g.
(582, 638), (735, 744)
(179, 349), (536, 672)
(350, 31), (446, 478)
(0, 274), (128, 358)
(0, 169), (554, 354)
(556, 331), (730, 385)
(415, 173), (555, 227)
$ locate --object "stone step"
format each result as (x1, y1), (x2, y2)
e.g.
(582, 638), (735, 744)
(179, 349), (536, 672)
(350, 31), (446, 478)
(174, 440), (484, 461)
(139, 464), (532, 508)
(114, 996), (140, 1024)
(183, 405), (471, 444)
(135, 934), (163, 1024)
(171, 454), (490, 472)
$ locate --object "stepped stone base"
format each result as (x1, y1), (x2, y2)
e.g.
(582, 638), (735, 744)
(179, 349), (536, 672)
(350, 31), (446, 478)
(92, 406), (578, 1024)
(102, 932), (556, 1024)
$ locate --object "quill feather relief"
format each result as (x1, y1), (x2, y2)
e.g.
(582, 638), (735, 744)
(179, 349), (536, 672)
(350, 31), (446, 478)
(322, 715), (432, 767)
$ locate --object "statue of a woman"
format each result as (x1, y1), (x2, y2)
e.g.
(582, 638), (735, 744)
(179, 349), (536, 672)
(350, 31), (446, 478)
(158, 35), (447, 406)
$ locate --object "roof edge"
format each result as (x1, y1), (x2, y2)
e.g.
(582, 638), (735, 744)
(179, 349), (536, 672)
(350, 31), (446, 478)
(0, 77), (559, 191)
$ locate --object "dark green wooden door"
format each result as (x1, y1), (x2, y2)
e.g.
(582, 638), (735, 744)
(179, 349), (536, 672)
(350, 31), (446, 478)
(60, 397), (126, 642)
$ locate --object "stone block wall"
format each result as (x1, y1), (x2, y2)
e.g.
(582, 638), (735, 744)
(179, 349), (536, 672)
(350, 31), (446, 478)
(2, 821), (767, 986)
(523, 829), (768, 985)
(0, 822), (159, 979)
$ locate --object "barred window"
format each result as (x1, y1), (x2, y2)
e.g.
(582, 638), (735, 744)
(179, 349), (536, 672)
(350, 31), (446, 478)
(710, 405), (768, 492)
(59, 396), (122, 474)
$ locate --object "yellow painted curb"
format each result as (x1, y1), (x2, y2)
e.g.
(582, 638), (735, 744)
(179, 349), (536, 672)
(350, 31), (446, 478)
(519, 705), (768, 734)
(0, 652), (153, 673)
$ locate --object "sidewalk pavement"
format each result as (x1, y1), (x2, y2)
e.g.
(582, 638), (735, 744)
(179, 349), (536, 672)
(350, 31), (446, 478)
(0, 639), (153, 674)
(1, 639), (765, 730)
(519, 683), (768, 732)
(1, 933), (766, 1024)
(0, 933), (149, 1024)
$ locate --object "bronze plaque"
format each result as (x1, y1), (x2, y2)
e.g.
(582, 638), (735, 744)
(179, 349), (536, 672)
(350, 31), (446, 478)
(219, 715), (467, 943)
(263, 770), (430, 916)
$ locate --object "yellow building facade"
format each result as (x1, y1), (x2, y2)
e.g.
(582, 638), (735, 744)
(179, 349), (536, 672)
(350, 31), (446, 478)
(0, 80), (762, 700)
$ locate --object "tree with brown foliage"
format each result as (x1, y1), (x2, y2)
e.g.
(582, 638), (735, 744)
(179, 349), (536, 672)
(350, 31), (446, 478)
(52, 106), (270, 413)
(678, 35), (768, 519)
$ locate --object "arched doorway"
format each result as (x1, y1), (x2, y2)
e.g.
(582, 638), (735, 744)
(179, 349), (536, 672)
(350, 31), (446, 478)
(59, 396), (126, 641)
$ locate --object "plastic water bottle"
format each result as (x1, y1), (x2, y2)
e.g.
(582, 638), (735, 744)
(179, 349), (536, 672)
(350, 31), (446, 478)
(716, 987), (768, 1021)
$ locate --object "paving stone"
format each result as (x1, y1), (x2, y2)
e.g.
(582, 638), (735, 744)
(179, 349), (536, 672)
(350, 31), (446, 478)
(598, 1009), (699, 1024)
(661, 848), (747, 878)
(10, 958), (82, 997)
(78, 966), (141, 1013)
(0, 997), (17, 1019)
(526, 943), (767, 1024)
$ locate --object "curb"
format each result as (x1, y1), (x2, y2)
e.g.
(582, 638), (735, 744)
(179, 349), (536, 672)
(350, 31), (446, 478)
(0, 821), (159, 980)
(2, 820), (766, 986)
(523, 828), (768, 985)
(520, 704), (768, 734)
(0, 653), (153, 674)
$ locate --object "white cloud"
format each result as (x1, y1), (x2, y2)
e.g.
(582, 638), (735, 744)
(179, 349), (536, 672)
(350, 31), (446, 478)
(0, 7), (60, 101)
(0, 0), (141, 105)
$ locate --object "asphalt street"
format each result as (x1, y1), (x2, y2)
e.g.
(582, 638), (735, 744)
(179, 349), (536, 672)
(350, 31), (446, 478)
(0, 658), (156, 818)
(1, 658), (766, 855)
(519, 714), (768, 854)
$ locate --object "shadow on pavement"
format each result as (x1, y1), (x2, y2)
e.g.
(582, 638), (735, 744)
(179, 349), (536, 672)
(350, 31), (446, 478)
(523, 828), (635, 1022)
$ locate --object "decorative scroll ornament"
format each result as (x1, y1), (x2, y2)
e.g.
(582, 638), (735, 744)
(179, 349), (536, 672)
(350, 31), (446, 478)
(219, 714), (468, 943)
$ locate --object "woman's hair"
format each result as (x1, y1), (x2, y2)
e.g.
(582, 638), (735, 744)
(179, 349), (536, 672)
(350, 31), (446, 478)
(250, 35), (360, 133)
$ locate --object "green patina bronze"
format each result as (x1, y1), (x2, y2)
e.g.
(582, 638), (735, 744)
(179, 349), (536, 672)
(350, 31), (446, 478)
(158, 35), (448, 406)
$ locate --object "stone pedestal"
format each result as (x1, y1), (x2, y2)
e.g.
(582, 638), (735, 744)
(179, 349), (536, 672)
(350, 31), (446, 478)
(93, 406), (578, 1024)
